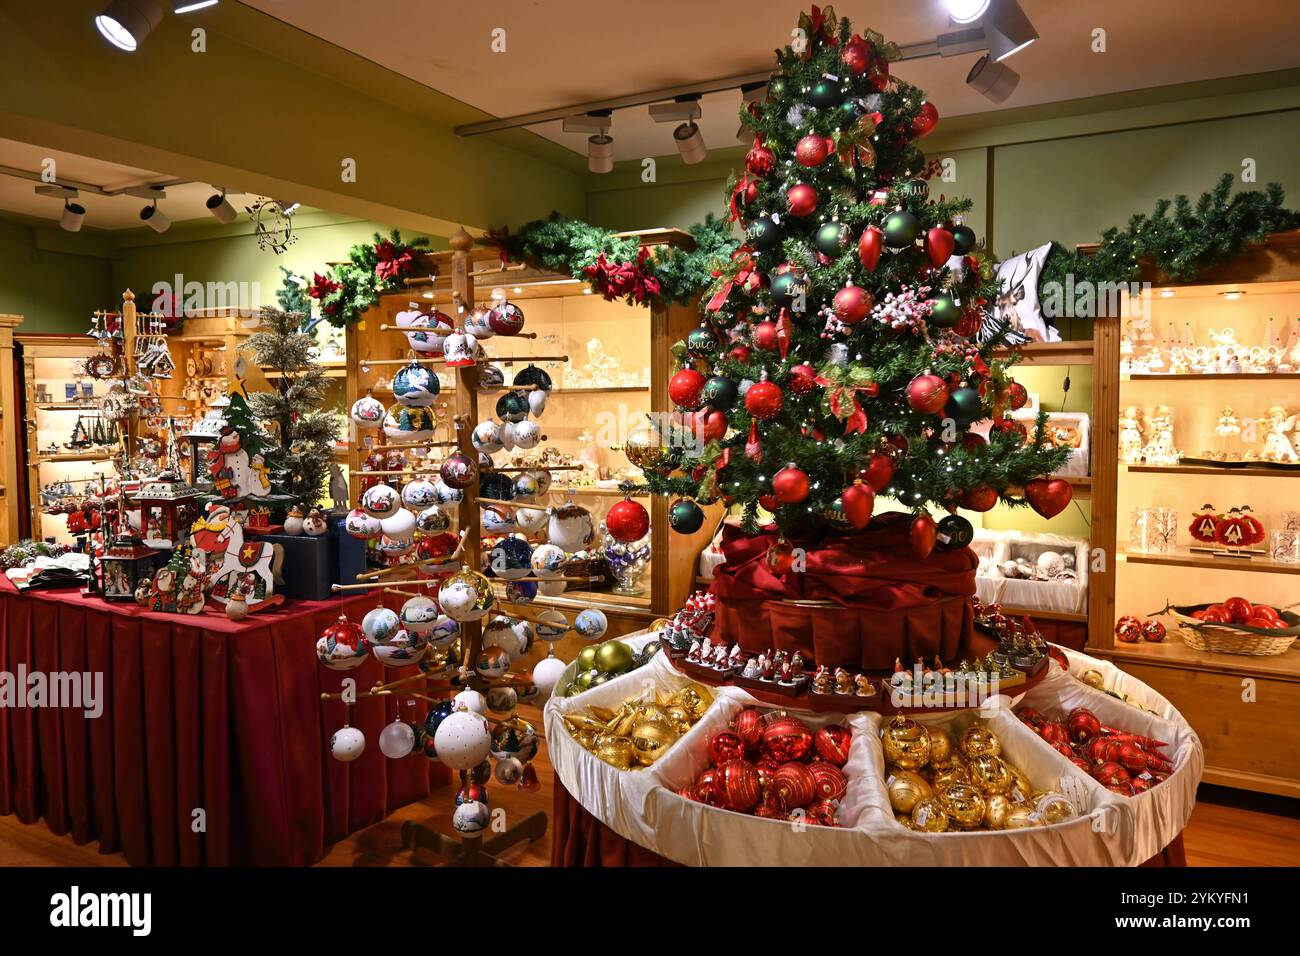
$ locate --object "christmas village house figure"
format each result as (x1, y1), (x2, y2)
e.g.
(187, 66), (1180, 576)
(131, 469), (203, 549)
(99, 531), (156, 602)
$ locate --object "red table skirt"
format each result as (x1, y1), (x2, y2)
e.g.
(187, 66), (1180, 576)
(0, 580), (450, 866)
(551, 780), (1186, 867)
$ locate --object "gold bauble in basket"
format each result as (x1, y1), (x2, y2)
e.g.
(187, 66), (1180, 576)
(939, 783), (987, 830)
(887, 769), (934, 815)
(959, 724), (1001, 760)
(967, 753), (1013, 797)
(1080, 669), (1106, 690)
(1007, 764), (1035, 803)
(895, 814), (916, 830)
(910, 798), (949, 832)
(931, 762), (968, 794)
(630, 718), (679, 766)
(1003, 803), (1041, 829)
(882, 716), (932, 770)
(983, 794), (1013, 830)
(927, 727), (954, 767)
(664, 683), (713, 722)
(595, 735), (636, 770)
(1035, 791), (1077, 825)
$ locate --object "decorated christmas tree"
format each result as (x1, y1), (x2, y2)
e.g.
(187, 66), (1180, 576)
(246, 307), (340, 505)
(641, 8), (1070, 547)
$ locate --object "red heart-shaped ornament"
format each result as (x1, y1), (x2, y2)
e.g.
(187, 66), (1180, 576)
(925, 227), (955, 268)
(1025, 478), (1073, 519)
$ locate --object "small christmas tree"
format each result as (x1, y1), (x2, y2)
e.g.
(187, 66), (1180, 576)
(246, 308), (340, 505)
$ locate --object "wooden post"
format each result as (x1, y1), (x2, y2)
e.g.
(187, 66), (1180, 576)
(1088, 309), (1121, 647)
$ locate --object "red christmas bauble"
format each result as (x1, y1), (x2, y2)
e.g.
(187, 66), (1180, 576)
(910, 101), (939, 138)
(1115, 615), (1143, 643)
(605, 498), (650, 543)
(925, 227), (955, 268)
(752, 320), (780, 351)
(841, 482), (875, 530)
(772, 464), (810, 504)
(731, 707), (764, 749)
(909, 513), (937, 560)
(832, 285), (874, 324)
(795, 134), (831, 168)
(1067, 707), (1102, 743)
(759, 493), (779, 512)
(1025, 478), (1072, 519)
(746, 144), (776, 177)
(668, 368), (706, 409)
(992, 417), (1028, 445)
(762, 715), (813, 762)
(805, 798), (841, 827)
(708, 731), (747, 765)
(809, 762), (848, 802)
(857, 451), (895, 492)
(745, 381), (784, 420)
(770, 761), (817, 809)
(1093, 761), (1131, 788)
(788, 363), (818, 395)
(813, 725), (851, 766)
(715, 759), (763, 813)
(786, 183), (819, 217)
(729, 344), (752, 363)
(840, 35), (871, 75)
(1008, 381), (1029, 410)
(1039, 721), (1069, 747)
(962, 485), (998, 512)
(906, 373), (949, 414)
(700, 409), (728, 442)
(858, 225), (884, 272)
(1142, 619), (1166, 643)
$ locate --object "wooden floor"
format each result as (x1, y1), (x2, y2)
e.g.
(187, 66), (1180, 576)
(1, 698), (1295, 867)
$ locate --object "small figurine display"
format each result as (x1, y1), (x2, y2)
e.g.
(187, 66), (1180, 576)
(1118, 406), (1145, 463)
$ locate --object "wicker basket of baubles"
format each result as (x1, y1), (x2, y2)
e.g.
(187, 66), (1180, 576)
(1156, 600), (1299, 656)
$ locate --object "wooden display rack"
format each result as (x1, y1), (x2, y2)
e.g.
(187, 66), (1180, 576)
(0, 314), (23, 546)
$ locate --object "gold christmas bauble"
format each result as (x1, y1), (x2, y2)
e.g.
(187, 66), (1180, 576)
(984, 793), (1014, 830)
(895, 814), (916, 830)
(595, 735), (635, 770)
(1003, 803), (1041, 829)
(927, 727), (954, 767)
(887, 769), (934, 815)
(882, 716), (932, 770)
(1007, 763), (1035, 803)
(940, 783), (987, 830)
(967, 753), (1013, 796)
(931, 763), (968, 793)
(1080, 669), (1106, 690)
(630, 718), (678, 766)
(959, 724), (1001, 760)
(1035, 791), (1077, 825)
(623, 425), (676, 471)
(910, 798), (949, 832)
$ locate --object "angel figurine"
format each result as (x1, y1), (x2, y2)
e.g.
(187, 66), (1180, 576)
(1119, 406), (1146, 463)
(1141, 405), (1180, 465)
(1260, 406), (1299, 463)
(1214, 405), (1242, 458)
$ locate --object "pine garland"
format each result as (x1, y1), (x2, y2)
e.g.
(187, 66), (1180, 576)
(308, 229), (431, 327)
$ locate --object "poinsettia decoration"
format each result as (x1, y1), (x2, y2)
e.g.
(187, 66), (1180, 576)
(308, 229), (431, 327)
(583, 247), (663, 304)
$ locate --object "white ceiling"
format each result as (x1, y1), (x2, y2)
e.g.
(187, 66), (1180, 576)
(0, 136), (265, 231)
(242, 0), (1300, 162)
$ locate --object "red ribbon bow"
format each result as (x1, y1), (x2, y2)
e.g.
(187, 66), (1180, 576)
(813, 376), (877, 435)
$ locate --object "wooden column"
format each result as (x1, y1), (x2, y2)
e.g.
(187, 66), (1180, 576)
(1087, 310), (1121, 647)
(0, 314), (23, 545)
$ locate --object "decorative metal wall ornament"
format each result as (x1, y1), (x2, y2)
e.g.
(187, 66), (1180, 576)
(246, 198), (298, 255)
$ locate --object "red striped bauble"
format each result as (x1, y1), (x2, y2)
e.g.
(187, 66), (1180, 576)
(731, 707), (764, 750)
(809, 761), (848, 802)
(813, 725), (851, 766)
(763, 716), (814, 762)
(707, 731), (746, 765)
(715, 759), (763, 813)
(771, 761), (817, 809)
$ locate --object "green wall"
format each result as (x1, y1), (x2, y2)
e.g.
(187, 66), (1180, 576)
(0, 218), (115, 333)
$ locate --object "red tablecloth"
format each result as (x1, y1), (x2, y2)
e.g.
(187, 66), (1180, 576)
(0, 579), (450, 865)
(551, 780), (1186, 867)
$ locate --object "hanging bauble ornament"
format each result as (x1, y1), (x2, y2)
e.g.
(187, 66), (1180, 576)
(487, 686), (518, 716)
(376, 533), (415, 558)
(910, 101), (939, 138)
(533, 608), (569, 642)
(840, 34), (871, 74)
(488, 301), (526, 335)
(475, 645), (511, 679)
(882, 210), (920, 248)
(925, 227), (956, 268)
(530, 542), (567, 578)
(906, 149), (926, 175)
(746, 216), (782, 251)
(361, 605), (402, 645)
(686, 326), (719, 357)
(511, 364), (552, 393)
(349, 393), (385, 429)
(427, 615), (460, 649)
(481, 505), (515, 536)
(841, 481), (875, 530)
(514, 505), (548, 534)
(814, 221), (851, 257)
(698, 408), (728, 441)
(909, 513), (938, 559)
(795, 134), (831, 167)
(532, 654), (568, 699)
(401, 477), (438, 509)
(373, 625), (427, 667)
(495, 390), (530, 423)
(471, 419), (504, 454)
(382, 403), (436, 441)
(606, 498), (650, 542)
(361, 482), (401, 518)
(745, 142), (777, 177)
(668, 498), (705, 534)
(858, 225), (884, 271)
(505, 419), (540, 450)
(1025, 478), (1073, 519)
(857, 451), (895, 492)
(901, 178), (929, 200)
(439, 452), (477, 489)
(316, 613), (370, 670)
(576, 609), (611, 642)
(752, 320), (779, 351)
(1008, 381), (1028, 410)
(453, 689), (487, 715)
(744, 380), (784, 419)
(786, 183), (818, 217)
(773, 464), (810, 503)
(330, 727), (366, 762)
(833, 285), (874, 325)
(769, 268), (808, 310)
(392, 360), (439, 407)
(936, 514), (974, 550)
(380, 508), (416, 541)
(378, 720), (417, 759)
(548, 502), (596, 552)
(477, 366), (505, 391)
(438, 568), (495, 622)
(944, 386), (982, 424)
(344, 507), (382, 540)
(490, 536), (533, 580)
(951, 224), (977, 256)
(906, 373), (949, 414)
(465, 308), (495, 339)
(442, 331), (480, 368)
(512, 472), (540, 500)
(962, 486), (998, 512)
(701, 374), (739, 412)
(928, 291), (960, 328)
(433, 710), (493, 770)
(668, 368), (707, 410)
(788, 362), (818, 395)
(432, 477), (463, 506)
(808, 77), (842, 108)
(399, 595), (440, 635)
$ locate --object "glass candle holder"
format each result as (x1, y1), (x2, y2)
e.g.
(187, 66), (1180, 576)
(1270, 529), (1300, 564)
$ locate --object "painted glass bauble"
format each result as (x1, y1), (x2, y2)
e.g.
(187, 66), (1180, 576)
(491, 717), (539, 763)
(490, 536), (533, 580)
(452, 800), (489, 833)
(532, 655), (567, 698)
(475, 644), (511, 679)
(537, 578), (567, 597)
(534, 608), (569, 641)
(442, 331), (481, 368)
(401, 477), (438, 509)
(440, 452), (477, 489)
(530, 542), (567, 578)
(344, 507), (382, 540)
(465, 308), (495, 339)
(399, 595), (441, 635)
(361, 482), (401, 518)
(702, 375), (739, 411)
(496, 390), (530, 423)
(432, 478), (463, 506)
(506, 419), (540, 450)
(411, 508), (449, 539)
(392, 361), (439, 407)
(547, 502), (595, 552)
(438, 568), (494, 622)
(471, 419), (504, 454)
(512, 473), (540, 500)
(528, 390), (548, 418)
(481, 505), (517, 535)
(574, 608), (609, 641)
(479, 471), (515, 501)
(483, 616), (523, 654)
(495, 756), (523, 785)
(488, 301), (526, 335)
(514, 505), (548, 534)
(330, 726), (366, 762)
(382, 403), (436, 441)
(427, 615), (460, 648)
(746, 215), (781, 251)
(769, 268), (808, 309)
(686, 326), (720, 357)
(513, 363), (553, 391)
(316, 613), (370, 670)
(350, 394), (385, 428)
(434, 710), (492, 770)
(373, 627), (428, 667)
(487, 686), (518, 715)
(378, 720), (417, 759)
(454, 689), (487, 714)
(362, 606), (402, 645)
(381, 509), (416, 542)
(506, 579), (537, 606)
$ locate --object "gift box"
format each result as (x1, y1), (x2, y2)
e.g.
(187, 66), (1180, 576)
(250, 516), (362, 600)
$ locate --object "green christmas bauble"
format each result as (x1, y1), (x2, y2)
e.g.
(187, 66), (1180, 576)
(928, 291), (960, 328)
(951, 225), (977, 256)
(814, 222), (851, 257)
(902, 178), (929, 200)
(576, 645), (599, 671)
(943, 386), (982, 424)
(882, 210), (920, 248)
(769, 268), (808, 311)
(669, 498), (705, 534)
(747, 216), (781, 252)
(936, 514), (974, 550)
(495, 390), (530, 422)
(594, 640), (635, 674)
(708, 309), (736, 330)
(839, 98), (865, 120)
(686, 326), (719, 357)
(702, 375), (739, 411)
(808, 78), (842, 108)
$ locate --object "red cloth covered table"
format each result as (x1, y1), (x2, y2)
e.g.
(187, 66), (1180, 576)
(0, 579), (449, 865)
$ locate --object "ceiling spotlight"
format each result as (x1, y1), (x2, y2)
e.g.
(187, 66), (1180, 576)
(673, 122), (707, 164)
(650, 96), (706, 164)
(95, 0), (164, 52)
(966, 54), (1020, 103)
(946, 0), (992, 23)
(60, 201), (87, 233)
(564, 111), (615, 174)
(984, 0), (1038, 61)
(140, 200), (170, 233)
(205, 188), (236, 223)
(172, 0), (218, 12)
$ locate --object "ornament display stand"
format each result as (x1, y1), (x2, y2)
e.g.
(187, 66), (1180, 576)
(400, 805), (548, 866)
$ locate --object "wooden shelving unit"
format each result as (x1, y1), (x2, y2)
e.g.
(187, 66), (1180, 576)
(1124, 463), (1300, 478)
(992, 340), (1095, 365)
(1125, 371), (1300, 381)
(0, 315), (23, 545)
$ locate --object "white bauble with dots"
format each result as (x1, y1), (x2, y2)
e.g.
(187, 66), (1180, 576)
(532, 655), (568, 698)
(453, 688), (486, 714)
(433, 710), (492, 770)
(379, 720), (416, 759)
(574, 608), (609, 641)
(330, 726), (366, 762)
